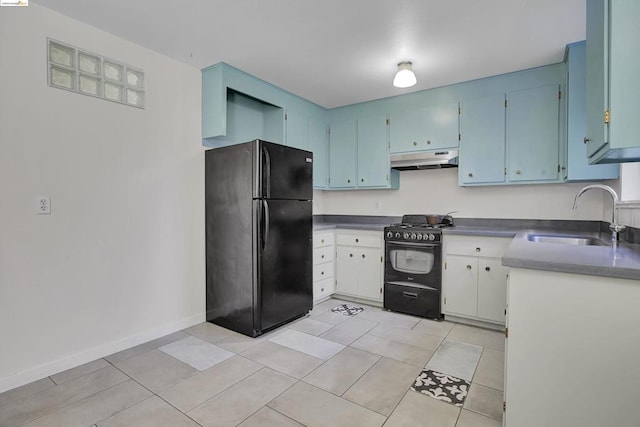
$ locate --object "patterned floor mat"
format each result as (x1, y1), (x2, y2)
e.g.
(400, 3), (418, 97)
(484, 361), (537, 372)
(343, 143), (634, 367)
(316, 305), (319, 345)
(411, 369), (470, 407)
(330, 304), (364, 316)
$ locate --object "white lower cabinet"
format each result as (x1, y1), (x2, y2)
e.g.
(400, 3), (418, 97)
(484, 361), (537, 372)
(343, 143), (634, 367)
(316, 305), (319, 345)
(313, 230), (335, 303)
(334, 229), (384, 303)
(443, 235), (511, 325)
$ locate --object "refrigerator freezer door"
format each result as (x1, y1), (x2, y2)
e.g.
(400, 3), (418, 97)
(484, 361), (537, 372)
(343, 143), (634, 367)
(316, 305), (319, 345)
(257, 141), (313, 200)
(257, 199), (312, 332)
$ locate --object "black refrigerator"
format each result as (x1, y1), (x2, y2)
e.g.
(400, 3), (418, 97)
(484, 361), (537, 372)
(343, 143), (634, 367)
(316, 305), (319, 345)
(205, 140), (313, 337)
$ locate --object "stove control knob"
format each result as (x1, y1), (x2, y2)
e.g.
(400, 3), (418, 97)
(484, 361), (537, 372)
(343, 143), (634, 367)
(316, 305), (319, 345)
(395, 232), (401, 239)
(386, 231), (393, 238)
(428, 233), (436, 241)
(410, 233), (417, 240)
(416, 233), (423, 240)
(403, 232), (409, 239)
(423, 233), (430, 240)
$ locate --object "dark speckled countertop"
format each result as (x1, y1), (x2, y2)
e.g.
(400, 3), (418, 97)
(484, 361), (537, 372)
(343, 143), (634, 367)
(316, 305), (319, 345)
(314, 215), (640, 281)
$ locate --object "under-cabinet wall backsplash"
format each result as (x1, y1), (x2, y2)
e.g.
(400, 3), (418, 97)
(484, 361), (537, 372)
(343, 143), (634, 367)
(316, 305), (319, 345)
(617, 203), (640, 227)
(316, 168), (608, 221)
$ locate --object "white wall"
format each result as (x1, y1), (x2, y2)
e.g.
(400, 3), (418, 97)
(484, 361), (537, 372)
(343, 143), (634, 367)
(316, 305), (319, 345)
(0, 5), (204, 392)
(319, 168), (607, 220)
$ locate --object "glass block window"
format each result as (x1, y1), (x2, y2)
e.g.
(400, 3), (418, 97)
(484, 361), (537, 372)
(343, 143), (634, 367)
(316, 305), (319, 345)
(47, 39), (145, 109)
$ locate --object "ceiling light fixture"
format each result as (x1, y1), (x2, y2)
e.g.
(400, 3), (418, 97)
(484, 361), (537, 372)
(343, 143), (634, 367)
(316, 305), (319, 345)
(393, 61), (417, 88)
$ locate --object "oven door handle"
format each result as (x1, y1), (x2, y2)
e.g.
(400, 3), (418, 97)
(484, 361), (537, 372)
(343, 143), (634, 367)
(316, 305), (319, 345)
(386, 241), (440, 248)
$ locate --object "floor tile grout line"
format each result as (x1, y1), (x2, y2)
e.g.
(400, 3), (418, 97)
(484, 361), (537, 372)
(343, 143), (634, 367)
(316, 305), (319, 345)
(16, 373), (135, 427)
(234, 377), (301, 426)
(2, 364), (129, 424)
(265, 402), (310, 427)
(334, 350), (383, 398)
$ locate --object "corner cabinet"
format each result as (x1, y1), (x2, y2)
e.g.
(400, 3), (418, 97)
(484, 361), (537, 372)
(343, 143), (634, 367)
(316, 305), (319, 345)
(389, 102), (460, 153)
(334, 229), (384, 303)
(585, 0), (640, 163)
(442, 235), (511, 325)
(328, 115), (399, 190)
(313, 230), (335, 303)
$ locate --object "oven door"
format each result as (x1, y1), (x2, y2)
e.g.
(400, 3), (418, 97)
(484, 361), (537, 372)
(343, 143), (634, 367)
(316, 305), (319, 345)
(384, 241), (442, 291)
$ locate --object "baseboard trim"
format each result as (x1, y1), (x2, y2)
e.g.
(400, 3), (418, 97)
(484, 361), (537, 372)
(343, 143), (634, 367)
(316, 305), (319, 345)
(0, 311), (205, 394)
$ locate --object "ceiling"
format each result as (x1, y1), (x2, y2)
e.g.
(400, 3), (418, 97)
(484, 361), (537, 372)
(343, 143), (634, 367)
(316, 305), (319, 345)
(35, 0), (586, 109)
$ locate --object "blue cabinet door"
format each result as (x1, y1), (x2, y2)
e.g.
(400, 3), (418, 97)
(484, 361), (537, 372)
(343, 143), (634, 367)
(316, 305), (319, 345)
(507, 85), (560, 182)
(357, 115), (390, 187)
(459, 94), (506, 185)
(389, 102), (459, 153)
(309, 118), (328, 188)
(565, 42), (619, 180)
(329, 119), (357, 188)
(585, 0), (609, 157)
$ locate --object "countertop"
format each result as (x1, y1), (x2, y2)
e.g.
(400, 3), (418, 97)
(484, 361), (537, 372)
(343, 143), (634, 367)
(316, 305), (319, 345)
(313, 215), (640, 281)
(501, 230), (640, 281)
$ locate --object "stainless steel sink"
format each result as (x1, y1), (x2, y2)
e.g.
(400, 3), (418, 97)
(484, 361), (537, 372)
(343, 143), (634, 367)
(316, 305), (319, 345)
(526, 234), (607, 246)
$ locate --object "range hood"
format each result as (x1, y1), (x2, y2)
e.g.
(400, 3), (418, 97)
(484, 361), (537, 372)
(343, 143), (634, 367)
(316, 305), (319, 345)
(390, 150), (458, 170)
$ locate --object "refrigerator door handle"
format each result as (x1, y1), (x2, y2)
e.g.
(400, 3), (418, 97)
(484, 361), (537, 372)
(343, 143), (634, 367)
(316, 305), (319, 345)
(262, 145), (271, 198)
(262, 200), (269, 249)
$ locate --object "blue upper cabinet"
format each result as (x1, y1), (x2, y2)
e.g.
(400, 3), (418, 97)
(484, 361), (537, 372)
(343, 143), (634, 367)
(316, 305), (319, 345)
(286, 111), (329, 188)
(308, 118), (329, 188)
(459, 94), (506, 185)
(507, 84), (561, 182)
(357, 115), (392, 187)
(585, 0), (640, 163)
(327, 114), (399, 190)
(564, 42), (619, 181)
(389, 102), (459, 153)
(328, 119), (357, 188)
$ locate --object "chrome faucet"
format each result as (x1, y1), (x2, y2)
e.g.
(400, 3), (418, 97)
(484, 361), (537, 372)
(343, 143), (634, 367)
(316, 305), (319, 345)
(572, 184), (626, 242)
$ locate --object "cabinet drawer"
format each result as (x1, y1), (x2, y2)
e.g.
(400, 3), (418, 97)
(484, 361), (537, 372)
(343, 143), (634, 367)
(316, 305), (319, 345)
(313, 245), (334, 265)
(313, 277), (335, 301)
(313, 261), (335, 282)
(445, 235), (511, 258)
(313, 231), (335, 248)
(336, 233), (381, 248)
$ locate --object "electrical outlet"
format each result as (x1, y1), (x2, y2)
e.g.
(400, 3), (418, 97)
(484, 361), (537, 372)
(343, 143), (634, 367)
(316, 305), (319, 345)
(36, 196), (51, 214)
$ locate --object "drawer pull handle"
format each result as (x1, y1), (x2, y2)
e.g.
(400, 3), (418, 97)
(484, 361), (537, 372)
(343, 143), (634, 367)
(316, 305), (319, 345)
(403, 291), (418, 299)
(467, 265), (472, 270)
(355, 238), (359, 242)
(485, 267), (491, 272)
(426, 140), (431, 145)
(413, 141), (418, 146)
(347, 179), (351, 183)
(321, 254), (325, 259)
(349, 253), (353, 257)
(321, 239), (325, 243)
(362, 254), (366, 258)
(321, 287), (325, 292)
(475, 247), (481, 252)
(468, 172), (473, 178)
(321, 271), (324, 275)
(584, 137), (590, 144)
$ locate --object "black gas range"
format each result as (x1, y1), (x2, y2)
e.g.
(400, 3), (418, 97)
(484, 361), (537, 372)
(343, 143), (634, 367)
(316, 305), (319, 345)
(383, 214), (454, 320)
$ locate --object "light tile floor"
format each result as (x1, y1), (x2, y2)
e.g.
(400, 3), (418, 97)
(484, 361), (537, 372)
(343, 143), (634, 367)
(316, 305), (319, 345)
(0, 298), (505, 426)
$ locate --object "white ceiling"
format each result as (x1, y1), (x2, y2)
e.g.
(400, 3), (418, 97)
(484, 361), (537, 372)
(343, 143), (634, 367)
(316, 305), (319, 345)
(35, 0), (586, 109)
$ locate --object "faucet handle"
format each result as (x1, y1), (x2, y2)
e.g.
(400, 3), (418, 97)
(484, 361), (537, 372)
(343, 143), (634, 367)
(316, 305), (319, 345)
(610, 223), (626, 234)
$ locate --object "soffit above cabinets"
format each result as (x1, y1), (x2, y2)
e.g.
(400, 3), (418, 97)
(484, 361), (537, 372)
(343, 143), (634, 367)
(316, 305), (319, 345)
(35, 0), (585, 108)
